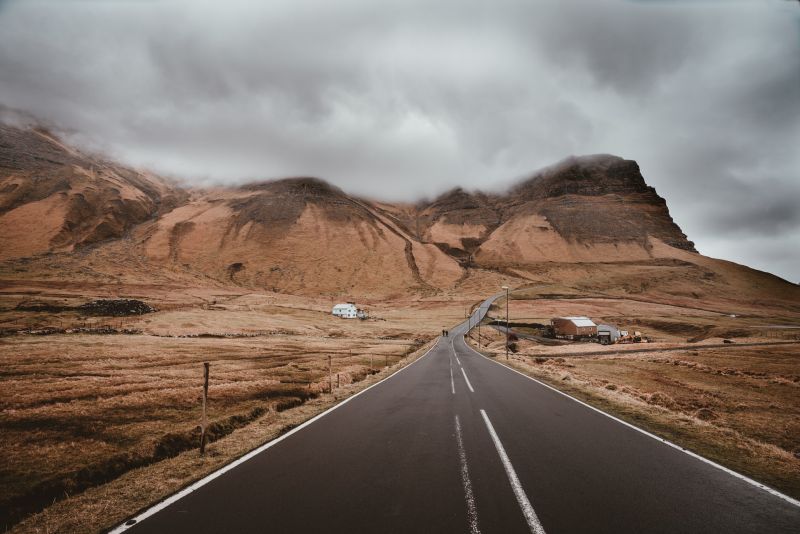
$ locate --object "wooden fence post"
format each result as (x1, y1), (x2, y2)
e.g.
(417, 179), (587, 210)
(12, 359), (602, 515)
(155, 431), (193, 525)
(200, 362), (210, 455)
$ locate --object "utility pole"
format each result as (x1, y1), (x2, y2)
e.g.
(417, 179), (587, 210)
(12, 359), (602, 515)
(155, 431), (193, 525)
(478, 311), (481, 348)
(502, 286), (509, 360)
(200, 362), (210, 455)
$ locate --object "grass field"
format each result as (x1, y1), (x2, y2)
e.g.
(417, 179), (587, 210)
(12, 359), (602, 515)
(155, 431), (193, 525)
(0, 287), (467, 533)
(2, 280), (799, 532)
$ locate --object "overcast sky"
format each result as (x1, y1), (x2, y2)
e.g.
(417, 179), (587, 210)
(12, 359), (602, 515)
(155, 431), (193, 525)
(0, 0), (798, 281)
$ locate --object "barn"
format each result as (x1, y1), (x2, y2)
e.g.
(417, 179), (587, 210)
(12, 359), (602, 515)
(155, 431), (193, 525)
(551, 316), (597, 339)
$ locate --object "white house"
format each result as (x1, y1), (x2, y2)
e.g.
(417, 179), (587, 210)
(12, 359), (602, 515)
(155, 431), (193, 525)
(332, 303), (358, 319)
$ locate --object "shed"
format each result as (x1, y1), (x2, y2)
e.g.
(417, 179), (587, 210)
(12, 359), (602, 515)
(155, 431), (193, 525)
(551, 316), (597, 339)
(597, 324), (620, 345)
(332, 303), (358, 319)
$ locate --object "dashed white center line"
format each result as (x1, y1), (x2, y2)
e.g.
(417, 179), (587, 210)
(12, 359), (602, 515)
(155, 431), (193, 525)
(480, 409), (546, 534)
(460, 367), (475, 393)
(455, 415), (481, 534)
(452, 344), (462, 366)
(450, 362), (455, 394)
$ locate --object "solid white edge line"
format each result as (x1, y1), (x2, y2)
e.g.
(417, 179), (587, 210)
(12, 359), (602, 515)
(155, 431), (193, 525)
(460, 367), (475, 393)
(455, 415), (481, 534)
(480, 410), (546, 534)
(462, 340), (800, 509)
(109, 339), (442, 533)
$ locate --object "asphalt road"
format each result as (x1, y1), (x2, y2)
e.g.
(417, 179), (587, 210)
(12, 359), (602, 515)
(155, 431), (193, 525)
(117, 297), (800, 533)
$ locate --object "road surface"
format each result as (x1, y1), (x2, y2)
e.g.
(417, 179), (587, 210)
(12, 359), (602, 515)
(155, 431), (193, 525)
(116, 296), (800, 533)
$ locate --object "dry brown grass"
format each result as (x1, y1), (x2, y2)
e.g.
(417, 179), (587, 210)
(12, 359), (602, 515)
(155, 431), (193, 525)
(2, 259), (798, 530)
(6, 338), (436, 534)
(0, 285), (466, 533)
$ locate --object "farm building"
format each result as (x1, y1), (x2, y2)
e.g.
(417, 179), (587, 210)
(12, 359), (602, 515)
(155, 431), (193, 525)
(332, 303), (368, 319)
(597, 324), (621, 345)
(332, 303), (358, 319)
(551, 316), (597, 339)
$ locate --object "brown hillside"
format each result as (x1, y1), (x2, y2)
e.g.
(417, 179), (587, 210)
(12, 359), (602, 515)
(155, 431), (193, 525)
(402, 155), (696, 269)
(1, 125), (797, 308)
(0, 125), (186, 259)
(141, 178), (463, 297)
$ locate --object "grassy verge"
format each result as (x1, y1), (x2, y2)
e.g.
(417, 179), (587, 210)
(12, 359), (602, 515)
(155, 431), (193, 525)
(6, 337), (435, 534)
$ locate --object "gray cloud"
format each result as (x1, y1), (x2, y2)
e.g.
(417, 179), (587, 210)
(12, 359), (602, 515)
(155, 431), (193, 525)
(0, 0), (798, 281)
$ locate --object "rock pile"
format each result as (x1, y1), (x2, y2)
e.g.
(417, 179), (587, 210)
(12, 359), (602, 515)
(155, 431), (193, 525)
(77, 299), (155, 316)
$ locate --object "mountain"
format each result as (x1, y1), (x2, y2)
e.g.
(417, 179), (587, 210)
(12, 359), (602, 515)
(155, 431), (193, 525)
(0, 123), (797, 309)
(141, 177), (462, 297)
(388, 155), (695, 268)
(0, 125), (186, 260)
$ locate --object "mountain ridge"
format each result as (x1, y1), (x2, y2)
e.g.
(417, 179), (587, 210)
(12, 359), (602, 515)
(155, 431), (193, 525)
(1, 124), (796, 309)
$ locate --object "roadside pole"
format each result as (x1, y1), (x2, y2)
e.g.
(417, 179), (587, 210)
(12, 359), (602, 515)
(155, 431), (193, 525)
(502, 286), (510, 360)
(328, 355), (333, 393)
(506, 288), (509, 360)
(200, 362), (210, 455)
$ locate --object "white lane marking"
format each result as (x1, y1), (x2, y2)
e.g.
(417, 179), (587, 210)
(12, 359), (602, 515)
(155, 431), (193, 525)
(460, 367), (475, 393)
(109, 341), (441, 532)
(480, 410), (546, 534)
(452, 344), (462, 366)
(450, 361), (456, 394)
(462, 343), (800, 509)
(455, 415), (481, 534)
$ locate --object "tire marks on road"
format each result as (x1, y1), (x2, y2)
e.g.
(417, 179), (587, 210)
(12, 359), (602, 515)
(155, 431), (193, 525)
(455, 415), (481, 534)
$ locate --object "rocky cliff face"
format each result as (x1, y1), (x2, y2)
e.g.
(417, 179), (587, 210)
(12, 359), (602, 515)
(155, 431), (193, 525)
(509, 155), (696, 252)
(404, 154), (695, 268)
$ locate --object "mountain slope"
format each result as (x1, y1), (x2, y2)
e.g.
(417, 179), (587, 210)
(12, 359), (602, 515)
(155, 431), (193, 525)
(0, 125), (186, 259)
(140, 178), (463, 297)
(397, 154), (696, 268)
(0, 124), (797, 308)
